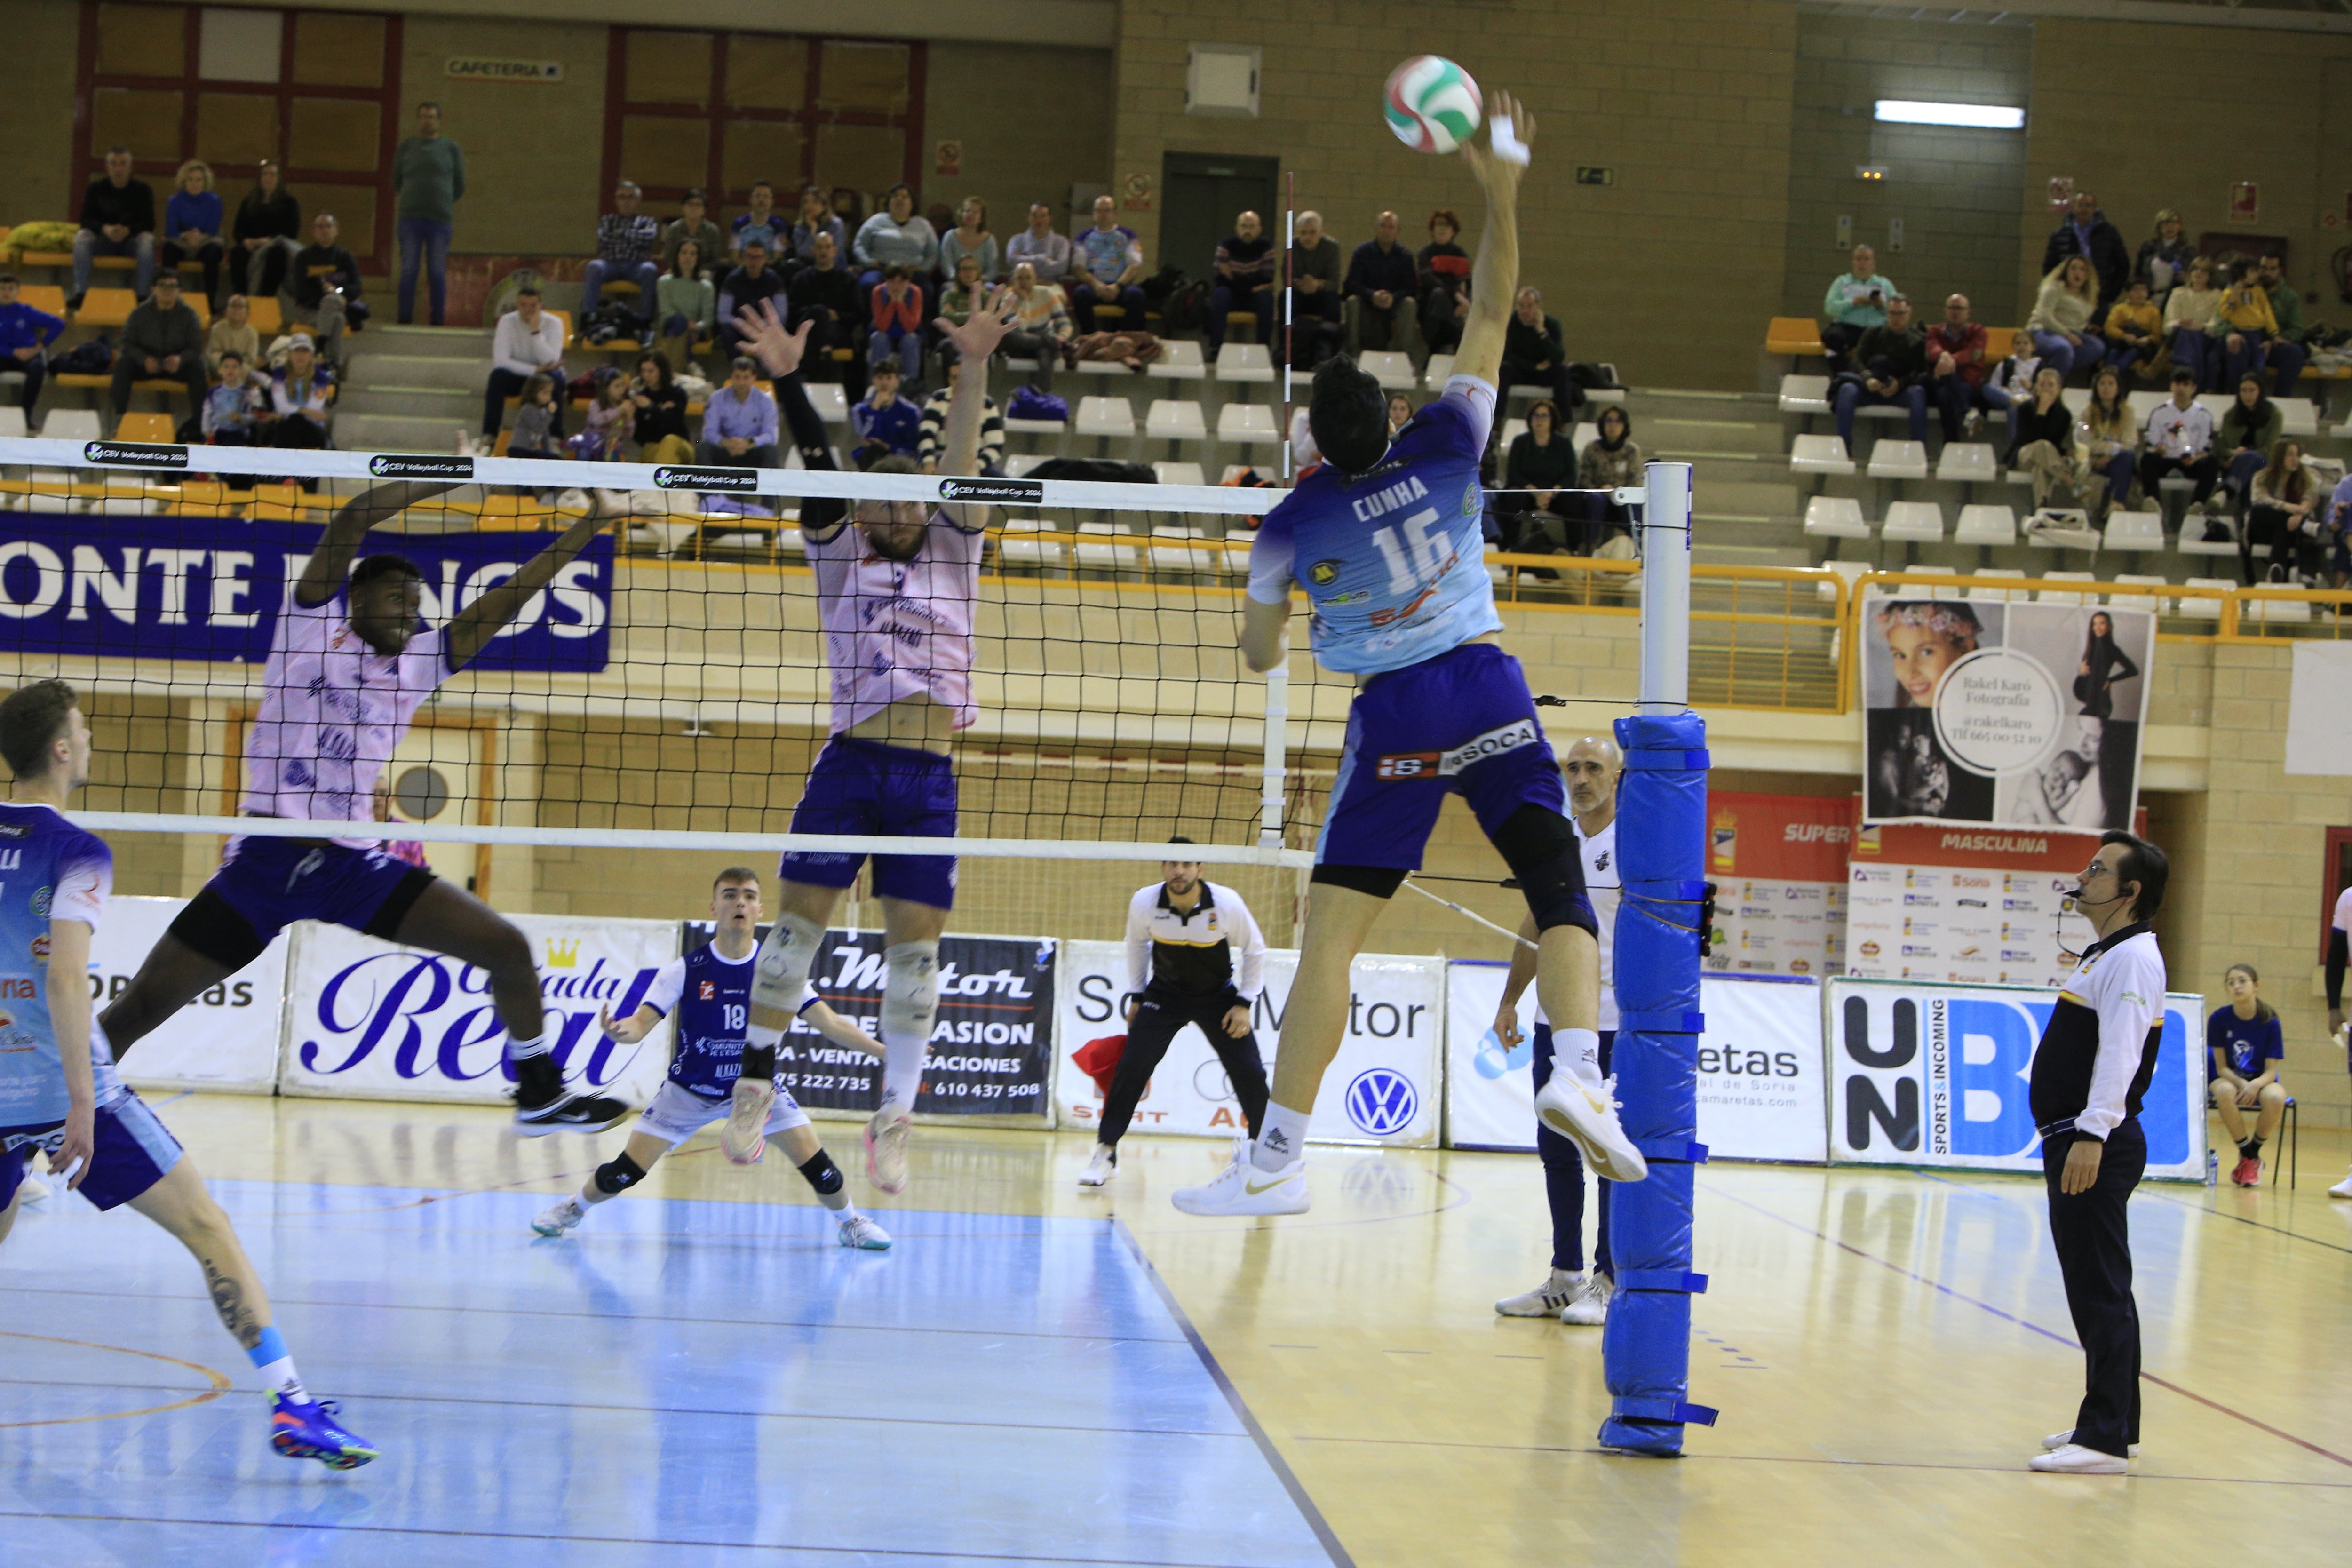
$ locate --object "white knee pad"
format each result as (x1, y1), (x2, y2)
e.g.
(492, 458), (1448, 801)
(880, 940), (941, 1046)
(751, 911), (826, 1016)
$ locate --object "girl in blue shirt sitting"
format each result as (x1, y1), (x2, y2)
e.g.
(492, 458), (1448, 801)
(163, 159), (225, 305)
(2207, 962), (2288, 1186)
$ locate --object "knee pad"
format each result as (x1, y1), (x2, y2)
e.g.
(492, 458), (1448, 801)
(592, 1152), (647, 1196)
(752, 911), (826, 1017)
(880, 940), (941, 1044)
(1491, 804), (1598, 938)
(796, 1150), (843, 1197)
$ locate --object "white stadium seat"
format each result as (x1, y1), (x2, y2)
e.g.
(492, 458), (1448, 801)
(1423, 353), (1455, 390)
(1076, 396), (1135, 439)
(1866, 440), (1929, 480)
(1955, 504), (2017, 546)
(2111, 573), (2174, 613)
(2177, 577), (2235, 619)
(1152, 460), (1206, 487)
(1147, 340), (1206, 381)
(39, 409), (102, 442)
(1145, 400), (1208, 442)
(1880, 501), (1945, 542)
(1213, 343), (1274, 385)
(1935, 443), (1997, 483)
(1790, 434), (1855, 475)
(1802, 497), (1869, 540)
(1217, 402), (1282, 446)
(2035, 571), (2099, 605)
(805, 382), (849, 425)
(1970, 567), (2032, 602)
(1358, 350), (1415, 390)
(2104, 510), (2166, 552)
(1778, 374), (1830, 414)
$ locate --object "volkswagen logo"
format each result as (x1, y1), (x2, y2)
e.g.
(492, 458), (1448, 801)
(1343, 1067), (1418, 1136)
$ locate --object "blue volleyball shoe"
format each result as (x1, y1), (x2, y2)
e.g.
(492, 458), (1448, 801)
(270, 1393), (379, 1470)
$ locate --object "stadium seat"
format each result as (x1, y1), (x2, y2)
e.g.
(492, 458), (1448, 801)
(2104, 510), (2166, 552)
(1573, 422), (1599, 451)
(73, 287), (137, 328)
(2036, 571), (2099, 605)
(1147, 340), (1206, 382)
(1145, 400), (1208, 444)
(39, 409), (102, 442)
(1147, 541), (1220, 574)
(2025, 511), (2102, 552)
(1002, 453), (1048, 477)
(1499, 418), (1526, 447)
(2061, 387), (2091, 417)
(1152, 460), (1206, 487)
(1213, 343), (1274, 386)
(1216, 402), (1282, 447)
(15, 284), (66, 318)
(1802, 496), (1869, 540)
(111, 412), (175, 443)
(1935, 443), (1998, 483)
(2177, 516), (2241, 557)
(1358, 351), (1414, 390)
(1789, 434), (1854, 475)
(1880, 501), (1945, 542)
(0, 407), (24, 440)
(2280, 400), (2319, 438)
(1777, 374), (1830, 414)
(1865, 440), (1928, 480)
(1982, 327), (2017, 360)
(804, 382), (849, 425)
(1423, 353), (1455, 390)
(1955, 504), (2017, 546)
(2177, 577), (2234, 619)
(2111, 573), (2174, 613)
(247, 295), (282, 335)
(1072, 522), (1141, 571)
(1076, 396), (1135, 445)
(1765, 317), (1825, 358)
(1970, 567), (2033, 602)
(2243, 589), (2314, 624)
(2126, 390), (2168, 423)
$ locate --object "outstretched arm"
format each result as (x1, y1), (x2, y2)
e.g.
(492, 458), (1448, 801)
(934, 288), (1019, 529)
(732, 298), (848, 541)
(1450, 90), (1534, 390)
(805, 999), (884, 1059)
(293, 481), (462, 608)
(446, 502), (610, 669)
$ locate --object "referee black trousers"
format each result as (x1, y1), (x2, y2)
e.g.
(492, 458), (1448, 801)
(2042, 1119), (2146, 1457)
(1097, 989), (1268, 1147)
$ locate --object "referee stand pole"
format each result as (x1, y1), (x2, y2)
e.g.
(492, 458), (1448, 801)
(1600, 460), (1721, 1455)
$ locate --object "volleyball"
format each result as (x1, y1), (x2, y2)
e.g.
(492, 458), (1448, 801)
(1383, 55), (1482, 154)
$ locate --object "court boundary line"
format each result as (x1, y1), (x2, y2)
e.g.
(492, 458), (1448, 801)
(0, 1330), (230, 1429)
(1915, 1166), (2352, 1259)
(1115, 1218), (1359, 1568)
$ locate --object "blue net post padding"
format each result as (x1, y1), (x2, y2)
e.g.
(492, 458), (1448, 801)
(1598, 711), (1719, 1456)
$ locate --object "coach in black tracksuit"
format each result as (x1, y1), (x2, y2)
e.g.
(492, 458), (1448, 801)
(1083, 847), (1270, 1183)
(2027, 829), (2169, 1475)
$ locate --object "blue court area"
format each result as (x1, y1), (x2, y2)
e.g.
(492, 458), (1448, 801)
(1, 1180), (1340, 1567)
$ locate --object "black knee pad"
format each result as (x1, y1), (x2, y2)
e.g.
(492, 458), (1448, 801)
(1310, 863), (1408, 899)
(797, 1150), (843, 1197)
(592, 1152), (647, 1195)
(1491, 804), (1598, 937)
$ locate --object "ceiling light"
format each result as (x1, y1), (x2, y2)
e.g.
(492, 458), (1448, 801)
(1874, 100), (2024, 129)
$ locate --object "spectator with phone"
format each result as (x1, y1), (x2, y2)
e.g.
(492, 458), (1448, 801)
(1820, 244), (1896, 367)
(288, 211), (364, 367)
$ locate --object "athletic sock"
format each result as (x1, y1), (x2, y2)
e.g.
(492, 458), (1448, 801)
(2242, 1137), (2265, 1159)
(879, 1035), (926, 1110)
(1559, 1028), (1605, 1090)
(248, 1325), (310, 1404)
(1252, 1100), (1311, 1172)
(579, 1181), (613, 1208)
(506, 1032), (550, 1059)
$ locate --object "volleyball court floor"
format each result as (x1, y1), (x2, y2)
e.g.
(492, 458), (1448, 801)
(4, 1094), (2347, 1567)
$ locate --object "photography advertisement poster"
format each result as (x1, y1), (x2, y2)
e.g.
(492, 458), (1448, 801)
(1703, 791), (1855, 979)
(97, 896), (289, 1094)
(1860, 597), (2152, 831)
(1846, 821), (2105, 988)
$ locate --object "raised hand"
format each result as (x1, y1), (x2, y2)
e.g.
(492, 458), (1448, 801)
(1462, 89), (1535, 189)
(938, 285), (1019, 365)
(731, 297), (811, 379)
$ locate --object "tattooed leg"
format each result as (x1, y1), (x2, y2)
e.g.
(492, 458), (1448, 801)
(127, 1156), (276, 1348)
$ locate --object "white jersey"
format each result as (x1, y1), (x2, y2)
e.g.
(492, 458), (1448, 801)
(2334, 887), (2352, 933)
(806, 517), (984, 734)
(1536, 817), (1622, 1033)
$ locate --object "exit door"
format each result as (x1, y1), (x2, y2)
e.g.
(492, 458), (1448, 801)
(1159, 152), (1281, 281)
(381, 723), (490, 895)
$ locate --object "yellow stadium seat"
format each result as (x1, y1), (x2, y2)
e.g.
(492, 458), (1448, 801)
(246, 295), (282, 334)
(1765, 316), (1826, 357)
(74, 287), (138, 327)
(111, 412), (175, 443)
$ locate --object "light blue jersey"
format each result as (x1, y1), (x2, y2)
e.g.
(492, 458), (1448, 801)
(1246, 376), (1501, 676)
(0, 802), (117, 1129)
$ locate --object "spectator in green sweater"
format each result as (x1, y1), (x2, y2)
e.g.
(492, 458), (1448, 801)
(111, 271), (205, 415)
(392, 102), (464, 326)
(2256, 250), (2309, 399)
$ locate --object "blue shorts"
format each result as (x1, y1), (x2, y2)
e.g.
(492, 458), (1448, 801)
(1317, 642), (1566, 870)
(174, 834), (437, 971)
(779, 736), (958, 909)
(3, 1093), (184, 1212)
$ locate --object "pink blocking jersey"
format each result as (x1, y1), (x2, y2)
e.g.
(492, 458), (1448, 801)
(807, 514), (984, 733)
(239, 589), (450, 844)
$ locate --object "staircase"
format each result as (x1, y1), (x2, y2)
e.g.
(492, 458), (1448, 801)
(335, 323), (490, 455)
(1615, 389), (1808, 568)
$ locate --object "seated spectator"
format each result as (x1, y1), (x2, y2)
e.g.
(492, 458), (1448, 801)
(1386, 392), (1414, 439)
(1574, 406), (1643, 551)
(72, 144), (156, 307)
(230, 159), (299, 303)
(1004, 202), (1071, 287)
(0, 273), (65, 415)
(1496, 397), (1577, 553)
(1833, 294), (1928, 451)
(568, 374), (633, 462)
(1925, 293), (2004, 441)
(1285, 210), (1343, 368)
(2004, 365), (2087, 509)
(582, 179), (661, 327)
(110, 271), (204, 416)
(2253, 249), (2308, 399)
(696, 356), (780, 468)
(789, 185), (847, 267)
(939, 197), (998, 285)
(2041, 190), (2130, 317)
(2244, 438), (2320, 584)
(1068, 194), (1145, 336)
(2027, 256), (2106, 381)
(715, 238), (787, 360)
(505, 373), (563, 460)
(1344, 210), (1418, 353)
(2216, 259), (2281, 395)
(2102, 278), (2163, 381)
(2327, 461), (2352, 589)
(1206, 209), (1276, 353)
(1417, 208), (1471, 356)
(917, 354), (1004, 473)
(2220, 373), (2282, 512)
(1819, 244), (1893, 367)
(2134, 209), (2194, 305)
(205, 292), (258, 377)
(1000, 261), (1073, 390)
(2164, 256), (2222, 391)
(786, 230), (861, 379)
(262, 336), (335, 453)
(1500, 287), (1580, 411)
(289, 211), (364, 366)
(2081, 367), (2138, 523)
(2207, 963), (2289, 1186)
(628, 352), (692, 464)
(200, 350), (263, 448)
(850, 361), (920, 460)
(161, 159), (224, 305)
(481, 285), (566, 444)
(854, 184), (940, 316)
(731, 181), (789, 259)
(652, 238), (715, 368)
(938, 254), (990, 326)
(661, 188), (725, 279)
(869, 264), (925, 382)
(2138, 368), (2220, 517)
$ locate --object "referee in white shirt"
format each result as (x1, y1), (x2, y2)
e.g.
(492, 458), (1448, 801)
(2029, 830), (2169, 1475)
(1080, 840), (1270, 1188)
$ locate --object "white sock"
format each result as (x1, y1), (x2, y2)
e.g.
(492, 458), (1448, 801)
(826, 1191), (856, 1217)
(748, 1022), (786, 1050)
(1252, 1100), (1311, 1171)
(879, 1033), (926, 1109)
(255, 1356), (309, 1403)
(578, 1182), (612, 1208)
(1559, 1028), (1605, 1090)
(507, 1032), (549, 1060)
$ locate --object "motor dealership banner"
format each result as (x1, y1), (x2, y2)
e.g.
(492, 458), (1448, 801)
(1860, 597), (2150, 831)
(1703, 791), (1854, 978)
(1825, 978), (2206, 1179)
(1846, 822), (2104, 988)
(98, 896), (288, 1093)
(0, 513), (614, 672)
(1054, 941), (1442, 1147)
(1447, 964), (1827, 1162)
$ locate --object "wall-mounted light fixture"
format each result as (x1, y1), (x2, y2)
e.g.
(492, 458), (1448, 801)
(1856, 164), (1888, 182)
(1873, 100), (2025, 129)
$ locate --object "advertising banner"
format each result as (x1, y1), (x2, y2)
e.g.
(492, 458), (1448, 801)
(0, 512), (613, 672)
(1846, 822), (2104, 988)
(1446, 964), (1827, 1161)
(1054, 941), (1442, 1147)
(1702, 790), (1855, 979)
(279, 915), (678, 1104)
(1860, 597), (2151, 831)
(1825, 978), (2207, 1179)
(97, 896), (287, 1093)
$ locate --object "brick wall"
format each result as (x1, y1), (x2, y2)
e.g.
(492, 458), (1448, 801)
(0, 0), (75, 225)
(922, 43), (1115, 244)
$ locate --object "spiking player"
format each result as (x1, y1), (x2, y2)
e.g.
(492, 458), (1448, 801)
(98, 481), (630, 1133)
(723, 290), (1017, 1194)
(532, 867), (892, 1249)
(1173, 92), (1648, 1216)
(0, 680), (375, 1468)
